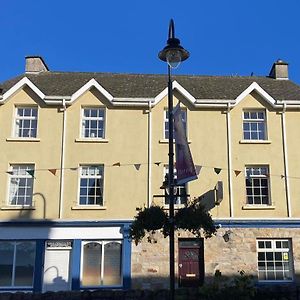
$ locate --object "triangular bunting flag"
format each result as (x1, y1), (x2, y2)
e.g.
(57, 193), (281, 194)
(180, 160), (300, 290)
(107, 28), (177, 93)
(154, 162), (161, 166)
(281, 175), (285, 179)
(234, 170), (241, 176)
(48, 169), (57, 176)
(134, 164), (141, 171)
(26, 170), (35, 178)
(214, 168), (221, 175)
(195, 165), (202, 175)
(6, 171), (14, 175)
(113, 162), (121, 167)
(70, 167), (78, 171)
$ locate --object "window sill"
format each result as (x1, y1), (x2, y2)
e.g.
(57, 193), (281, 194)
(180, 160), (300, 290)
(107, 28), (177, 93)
(256, 280), (294, 285)
(242, 205), (275, 210)
(71, 205), (107, 210)
(239, 140), (271, 144)
(159, 139), (191, 144)
(6, 138), (40, 142)
(75, 138), (109, 143)
(1, 206), (35, 210)
(163, 204), (186, 210)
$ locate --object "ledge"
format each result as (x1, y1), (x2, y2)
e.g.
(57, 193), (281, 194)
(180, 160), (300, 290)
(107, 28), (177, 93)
(159, 139), (191, 144)
(1, 206), (35, 210)
(163, 204), (185, 210)
(71, 205), (107, 210)
(75, 138), (109, 143)
(239, 140), (272, 144)
(6, 138), (40, 142)
(242, 205), (275, 210)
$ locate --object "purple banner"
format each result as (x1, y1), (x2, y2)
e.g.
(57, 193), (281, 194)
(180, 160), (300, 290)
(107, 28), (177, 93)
(173, 103), (197, 185)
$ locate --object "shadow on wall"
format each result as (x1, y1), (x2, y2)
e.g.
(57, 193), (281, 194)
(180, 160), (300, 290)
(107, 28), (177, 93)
(15, 192), (47, 220)
(43, 266), (69, 292)
(1, 274), (300, 300)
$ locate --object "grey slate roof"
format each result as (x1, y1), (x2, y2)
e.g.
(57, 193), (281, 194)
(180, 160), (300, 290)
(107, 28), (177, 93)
(1, 71), (300, 101)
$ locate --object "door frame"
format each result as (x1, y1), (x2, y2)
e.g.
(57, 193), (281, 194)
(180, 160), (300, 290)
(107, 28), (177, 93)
(178, 238), (204, 287)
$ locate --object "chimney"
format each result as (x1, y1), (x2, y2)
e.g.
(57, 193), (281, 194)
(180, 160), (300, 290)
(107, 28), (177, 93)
(25, 56), (49, 73)
(269, 59), (289, 80)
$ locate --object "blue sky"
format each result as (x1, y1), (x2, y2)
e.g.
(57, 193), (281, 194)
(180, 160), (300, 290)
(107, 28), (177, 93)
(1, 0), (300, 83)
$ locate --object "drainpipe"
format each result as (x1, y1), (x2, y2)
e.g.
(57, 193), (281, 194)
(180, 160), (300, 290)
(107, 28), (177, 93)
(147, 99), (152, 207)
(281, 103), (291, 217)
(226, 103), (234, 217)
(58, 99), (67, 219)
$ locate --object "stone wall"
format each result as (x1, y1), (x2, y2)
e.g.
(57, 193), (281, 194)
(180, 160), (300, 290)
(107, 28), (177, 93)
(131, 227), (300, 289)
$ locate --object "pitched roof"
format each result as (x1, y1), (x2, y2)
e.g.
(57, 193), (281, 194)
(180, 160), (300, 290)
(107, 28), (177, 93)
(1, 71), (300, 101)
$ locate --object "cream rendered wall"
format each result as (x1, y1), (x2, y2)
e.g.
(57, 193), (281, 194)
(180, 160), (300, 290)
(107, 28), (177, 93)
(230, 92), (287, 218)
(150, 92), (230, 218)
(62, 88), (149, 220)
(285, 111), (300, 217)
(0, 87), (63, 220)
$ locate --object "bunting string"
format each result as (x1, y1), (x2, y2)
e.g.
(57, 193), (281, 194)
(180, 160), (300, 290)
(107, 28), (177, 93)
(2, 161), (298, 181)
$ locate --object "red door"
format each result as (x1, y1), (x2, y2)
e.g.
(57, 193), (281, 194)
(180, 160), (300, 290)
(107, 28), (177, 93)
(178, 239), (204, 287)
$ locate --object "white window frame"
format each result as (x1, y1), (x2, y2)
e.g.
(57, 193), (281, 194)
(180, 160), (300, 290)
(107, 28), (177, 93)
(245, 165), (270, 205)
(257, 239), (294, 282)
(78, 165), (104, 206)
(164, 166), (188, 206)
(8, 164), (35, 206)
(80, 240), (122, 287)
(243, 110), (267, 141)
(81, 107), (106, 139)
(164, 107), (187, 140)
(14, 107), (38, 138)
(0, 241), (36, 288)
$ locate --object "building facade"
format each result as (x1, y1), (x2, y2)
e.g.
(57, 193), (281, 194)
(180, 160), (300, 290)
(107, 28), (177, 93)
(0, 56), (300, 292)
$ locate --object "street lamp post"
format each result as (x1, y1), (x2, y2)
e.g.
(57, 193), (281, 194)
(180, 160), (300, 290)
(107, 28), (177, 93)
(158, 19), (189, 300)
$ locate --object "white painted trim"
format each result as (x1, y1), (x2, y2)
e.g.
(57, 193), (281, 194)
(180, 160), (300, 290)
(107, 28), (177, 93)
(0, 226), (122, 239)
(234, 82), (276, 107)
(113, 97), (153, 103)
(70, 78), (114, 104)
(281, 104), (292, 217)
(3, 77), (300, 110)
(0, 77), (45, 103)
(154, 80), (196, 106)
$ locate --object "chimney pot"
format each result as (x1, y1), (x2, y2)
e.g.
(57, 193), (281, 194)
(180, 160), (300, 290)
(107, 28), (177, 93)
(269, 59), (289, 80)
(25, 56), (49, 73)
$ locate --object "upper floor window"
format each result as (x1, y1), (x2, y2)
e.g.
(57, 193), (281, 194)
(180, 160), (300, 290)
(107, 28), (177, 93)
(164, 108), (187, 140)
(0, 241), (36, 287)
(79, 165), (104, 206)
(245, 166), (270, 205)
(243, 111), (266, 140)
(257, 239), (293, 281)
(164, 166), (187, 205)
(14, 107), (38, 138)
(8, 164), (34, 206)
(81, 108), (105, 139)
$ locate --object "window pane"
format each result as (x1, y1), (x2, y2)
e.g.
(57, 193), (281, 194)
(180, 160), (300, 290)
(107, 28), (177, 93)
(15, 242), (35, 286)
(103, 242), (122, 286)
(242, 111), (266, 140)
(243, 123), (249, 131)
(0, 242), (14, 286)
(257, 239), (293, 282)
(82, 108), (105, 138)
(82, 242), (102, 286)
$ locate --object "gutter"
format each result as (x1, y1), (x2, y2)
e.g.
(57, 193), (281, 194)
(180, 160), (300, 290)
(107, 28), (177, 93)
(281, 103), (292, 217)
(58, 99), (67, 219)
